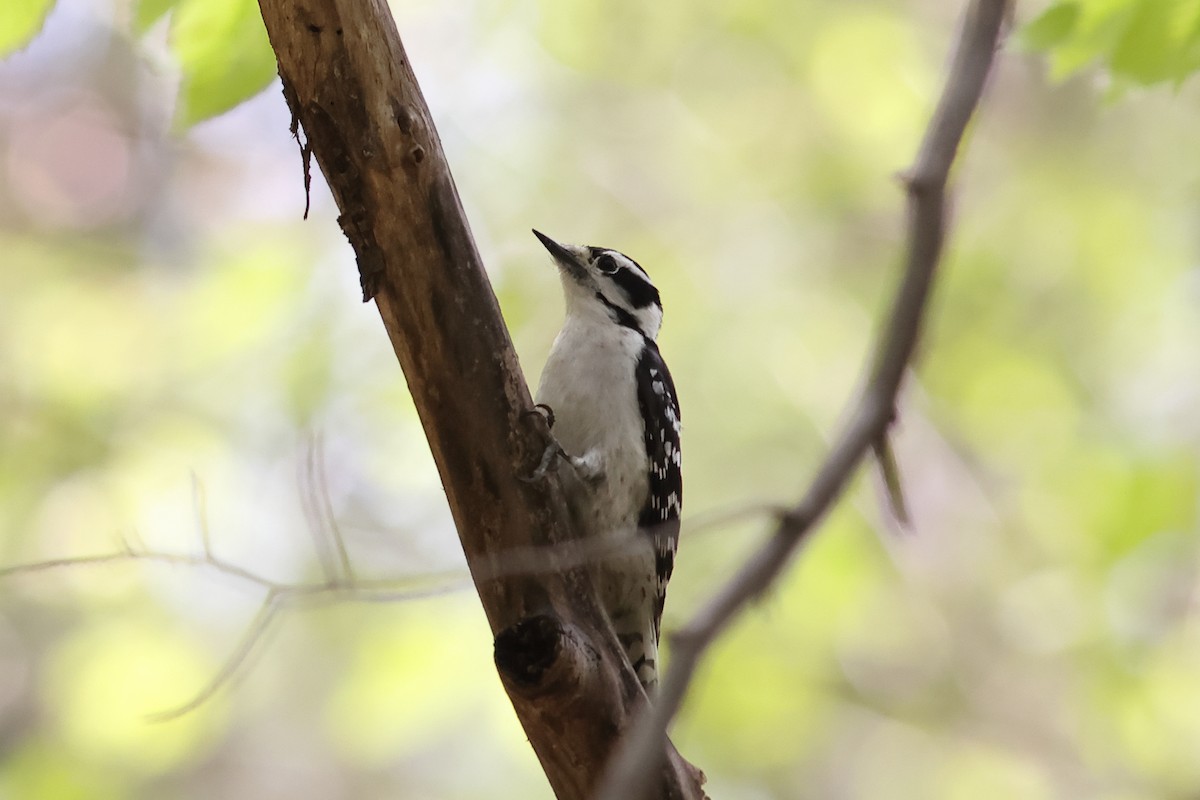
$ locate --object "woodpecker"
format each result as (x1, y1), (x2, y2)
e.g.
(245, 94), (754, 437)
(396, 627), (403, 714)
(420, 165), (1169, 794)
(531, 229), (682, 691)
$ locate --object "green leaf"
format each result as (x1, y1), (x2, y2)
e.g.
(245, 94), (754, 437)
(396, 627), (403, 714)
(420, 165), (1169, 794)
(1020, 3), (1080, 50)
(1046, 0), (1137, 79)
(1111, 0), (1194, 84)
(170, 0), (278, 127)
(134, 0), (181, 35)
(1021, 0), (1200, 87)
(1180, 8), (1200, 82)
(0, 0), (55, 56)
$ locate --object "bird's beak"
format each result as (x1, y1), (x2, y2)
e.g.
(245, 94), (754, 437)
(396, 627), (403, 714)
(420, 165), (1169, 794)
(532, 229), (588, 282)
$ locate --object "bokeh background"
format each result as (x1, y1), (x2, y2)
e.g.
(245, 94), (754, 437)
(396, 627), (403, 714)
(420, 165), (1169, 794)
(3, 0), (1200, 798)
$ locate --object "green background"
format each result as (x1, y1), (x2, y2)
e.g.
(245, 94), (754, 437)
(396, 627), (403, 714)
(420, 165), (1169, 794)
(2, 0), (1199, 797)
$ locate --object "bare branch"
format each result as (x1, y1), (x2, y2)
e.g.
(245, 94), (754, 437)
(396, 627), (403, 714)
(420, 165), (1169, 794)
(596, 1), (1010, 797)
(148, 590), (284, 722)
(676, 501), (790, 537)
(0, 543), (470, 718)
(312, 433), (356, 584)
(1, 487), (779, 730)
(191, 471), (214, 561)
(255, 0), (705, 794)
(0, 551), (276, 590)
(299, 432), (338, 584)
(298, 432), (355, 585)
(872, 434), (910, 527)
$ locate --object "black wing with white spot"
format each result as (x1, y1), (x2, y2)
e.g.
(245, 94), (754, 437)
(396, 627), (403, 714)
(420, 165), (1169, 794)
(635, 340), (682, 641)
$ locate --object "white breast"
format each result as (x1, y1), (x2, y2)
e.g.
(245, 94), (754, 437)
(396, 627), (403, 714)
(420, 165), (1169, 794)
(535, 313), (649, 539)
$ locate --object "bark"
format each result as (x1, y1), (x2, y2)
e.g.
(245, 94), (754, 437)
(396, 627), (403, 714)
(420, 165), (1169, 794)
(255, 1), (705, 797)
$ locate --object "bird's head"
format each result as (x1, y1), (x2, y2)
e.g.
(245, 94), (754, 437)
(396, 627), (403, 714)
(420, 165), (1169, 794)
(533, 229), (663, 340)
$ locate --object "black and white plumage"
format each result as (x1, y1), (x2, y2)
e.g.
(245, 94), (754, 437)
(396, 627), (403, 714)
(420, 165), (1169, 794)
(532, 229), (682, 690)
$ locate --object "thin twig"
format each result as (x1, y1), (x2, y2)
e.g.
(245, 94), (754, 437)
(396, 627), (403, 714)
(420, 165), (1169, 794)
(0, 496), (785, 722)
(312, 432), (356, 583)
(0, 496), (774, 596)
(872, 434), (911, 527)
(300, 431), (339, 584)
(191, 471), (214, 561)
(147, 590), (284, 722)
(595, 2), (1010, 797)
(677, 500), (790, 537)
(0, 544), (478, 718)
(0, 551), (276, 590)
(145, 577), (472, 719)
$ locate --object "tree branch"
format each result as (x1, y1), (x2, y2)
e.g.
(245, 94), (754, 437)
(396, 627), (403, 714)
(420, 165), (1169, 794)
(0, 543), (469, 717)
(254, 1), (704, 797)
(595, 1), (1011, 797)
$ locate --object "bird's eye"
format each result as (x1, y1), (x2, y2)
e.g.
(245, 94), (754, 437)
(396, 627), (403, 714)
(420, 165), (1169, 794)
(595, 254), (619, 274)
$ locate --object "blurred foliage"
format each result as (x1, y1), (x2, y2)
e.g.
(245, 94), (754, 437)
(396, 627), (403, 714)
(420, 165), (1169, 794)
(1, 0), (1200, 799)
(4, 0), (1200, 123)
(1021, 0), (1200, 87)
(164, 0), (278, 127)
(2, 0), (277, 124)
(0, 0), (56, 54)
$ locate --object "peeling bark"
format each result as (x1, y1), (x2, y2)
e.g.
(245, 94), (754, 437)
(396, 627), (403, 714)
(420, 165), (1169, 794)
(255, 1), (705, 797)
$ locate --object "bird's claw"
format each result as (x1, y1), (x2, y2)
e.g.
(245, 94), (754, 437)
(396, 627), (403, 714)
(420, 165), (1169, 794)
(520, 403), (565, 483)
(520, 439), (567, 483)
(522, 403), (556, 429)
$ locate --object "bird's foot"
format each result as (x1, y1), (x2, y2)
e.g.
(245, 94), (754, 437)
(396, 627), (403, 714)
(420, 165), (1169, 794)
(520, 404), (566, 483)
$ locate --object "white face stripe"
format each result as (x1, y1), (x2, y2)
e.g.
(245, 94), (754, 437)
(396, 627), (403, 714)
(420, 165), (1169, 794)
(587, 249), (663, 340)
(593, 249), (652, 284)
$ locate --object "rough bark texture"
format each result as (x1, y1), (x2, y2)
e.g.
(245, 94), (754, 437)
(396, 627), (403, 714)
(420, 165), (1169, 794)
(255, 1), (704, 797)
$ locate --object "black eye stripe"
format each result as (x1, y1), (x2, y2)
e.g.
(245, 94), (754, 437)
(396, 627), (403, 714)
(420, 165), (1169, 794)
(594, 291), (640, 331)
(587, 246), (661, 310)
(610, 262), (660, 310)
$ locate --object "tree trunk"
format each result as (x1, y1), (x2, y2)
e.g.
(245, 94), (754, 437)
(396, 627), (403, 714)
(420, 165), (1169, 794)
(255, 1), (705, 797)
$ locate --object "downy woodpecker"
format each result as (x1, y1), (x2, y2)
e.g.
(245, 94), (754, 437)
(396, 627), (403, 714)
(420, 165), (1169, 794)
(531, 229), (682, 690)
